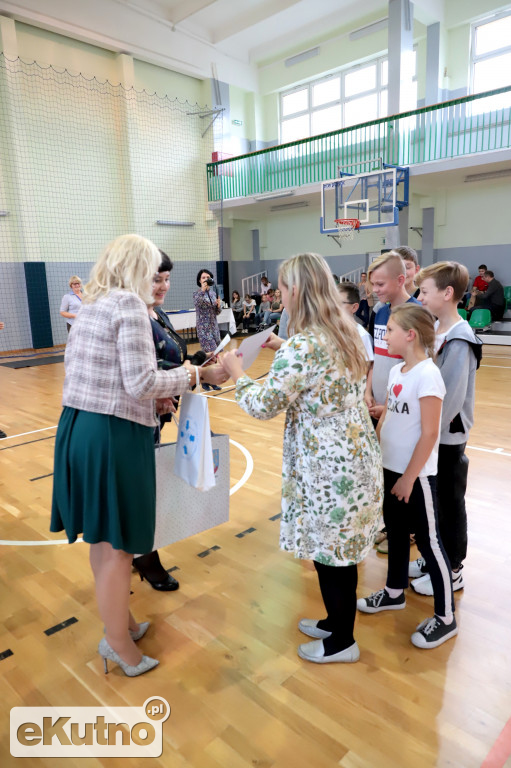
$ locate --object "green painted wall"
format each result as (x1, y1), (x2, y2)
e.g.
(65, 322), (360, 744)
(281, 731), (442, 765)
(446, 25), (471, 92)
(230, 220), (255, 262)
(15, 22), (119, 81)
(133, 59), (204, 105)
(435, 181), (511, 249)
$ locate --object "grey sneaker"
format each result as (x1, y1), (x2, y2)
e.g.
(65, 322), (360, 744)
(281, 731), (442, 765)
(357, 588), (405, 614)
(411, 615), (458, 649)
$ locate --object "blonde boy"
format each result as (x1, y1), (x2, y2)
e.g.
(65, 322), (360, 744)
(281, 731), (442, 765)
(367, 251), (419, 421)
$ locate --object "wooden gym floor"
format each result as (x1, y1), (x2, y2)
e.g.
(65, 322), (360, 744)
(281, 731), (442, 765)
(0, 341), (510, 768)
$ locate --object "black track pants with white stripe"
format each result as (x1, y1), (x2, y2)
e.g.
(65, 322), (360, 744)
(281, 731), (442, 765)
(383, 469), (454, 618)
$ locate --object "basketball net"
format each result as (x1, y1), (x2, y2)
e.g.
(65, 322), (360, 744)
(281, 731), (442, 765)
(334, 218), (360, 241)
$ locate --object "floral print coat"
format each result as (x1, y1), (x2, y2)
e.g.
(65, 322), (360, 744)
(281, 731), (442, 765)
(193, 289), (221, 353)
(235, 331), (383, 566)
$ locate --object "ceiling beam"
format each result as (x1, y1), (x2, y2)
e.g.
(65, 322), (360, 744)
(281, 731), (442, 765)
(211, 0), (302, 44)
(169, 0), (219, 27)
(0, 0), (258, 89)
(412, 0), (445, 26)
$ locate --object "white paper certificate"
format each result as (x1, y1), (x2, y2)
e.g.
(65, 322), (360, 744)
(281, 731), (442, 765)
(200, 333), (231, 365)
(236, 326), (276, 370)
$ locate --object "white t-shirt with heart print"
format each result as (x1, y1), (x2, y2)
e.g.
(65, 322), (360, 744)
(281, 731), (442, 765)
(380, 358), (446, 477)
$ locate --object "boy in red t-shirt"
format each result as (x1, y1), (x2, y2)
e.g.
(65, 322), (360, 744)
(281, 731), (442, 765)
(467, 264), (488, 309)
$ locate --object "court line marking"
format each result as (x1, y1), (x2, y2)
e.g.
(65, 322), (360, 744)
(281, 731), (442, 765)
(467, 445), (511, 458)
(0, 438), (253, 546)
(480, 365), (511, 369)
(228, 439), (254, 496)
(1, 425), (57, 440)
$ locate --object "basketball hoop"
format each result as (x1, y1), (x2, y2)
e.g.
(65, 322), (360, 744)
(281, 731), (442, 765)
(334, 218), (361, 241)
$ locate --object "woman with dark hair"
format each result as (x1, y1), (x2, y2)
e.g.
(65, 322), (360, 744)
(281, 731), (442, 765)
(193, 268), (222, 391)
(133, 252), (227, 589)
(231, 290), (243, 330)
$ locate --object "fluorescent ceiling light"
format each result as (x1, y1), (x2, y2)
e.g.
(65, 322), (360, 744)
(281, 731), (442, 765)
(254, 190), (295, 201)
(349, 17), (388, 41)
(270, 201), (309, 212)
(285, 47), (320, 68)
(464, 169), (511, 182)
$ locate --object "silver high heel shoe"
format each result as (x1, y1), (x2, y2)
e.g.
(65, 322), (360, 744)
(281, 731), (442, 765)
(98, 637), (159, 677)
(130, 621), (150, 642)
(102, 621), (150, 642)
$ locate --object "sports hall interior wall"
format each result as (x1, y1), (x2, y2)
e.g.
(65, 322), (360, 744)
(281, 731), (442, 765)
(1, 4), (510, 351)
(0, 19), (218, 352)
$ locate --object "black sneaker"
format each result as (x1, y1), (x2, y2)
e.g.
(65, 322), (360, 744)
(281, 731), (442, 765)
(357, 588), (406, 614)
(411, 615), (458, 649)
(0, 430), (6, 439)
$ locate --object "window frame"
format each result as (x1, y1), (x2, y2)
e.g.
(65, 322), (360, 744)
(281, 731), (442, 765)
(470, 10), (511, 95)
(279, 51), (417, 144)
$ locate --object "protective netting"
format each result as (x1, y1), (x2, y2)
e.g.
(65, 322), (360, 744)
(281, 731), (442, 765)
(0, 54), (220, 351)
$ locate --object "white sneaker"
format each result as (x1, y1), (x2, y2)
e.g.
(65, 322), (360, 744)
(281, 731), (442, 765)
(408, 557), (428, 579)
(298, 618), (332, 639)
(411, 573), (433, 595)
(452, 568), (464, 591)
(298, 639), (360, 664)
(411, 568), (464, 596)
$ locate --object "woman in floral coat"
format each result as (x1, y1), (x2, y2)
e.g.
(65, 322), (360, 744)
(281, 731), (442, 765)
(221, 252), (383, 665)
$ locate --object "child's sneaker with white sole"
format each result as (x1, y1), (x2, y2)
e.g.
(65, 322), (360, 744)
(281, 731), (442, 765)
(411, 614), (458, 648)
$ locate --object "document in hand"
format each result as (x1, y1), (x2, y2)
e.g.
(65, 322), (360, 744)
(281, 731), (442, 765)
(200, 333), (231, 365)
(237, 325), (276, 371)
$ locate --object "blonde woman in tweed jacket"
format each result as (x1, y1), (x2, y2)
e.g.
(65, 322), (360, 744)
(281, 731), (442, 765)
(51, 234), (226, 677)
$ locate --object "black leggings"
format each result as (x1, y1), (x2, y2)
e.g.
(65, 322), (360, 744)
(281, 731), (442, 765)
(314, 560), (358, 652)
(383, 469), (454, 617)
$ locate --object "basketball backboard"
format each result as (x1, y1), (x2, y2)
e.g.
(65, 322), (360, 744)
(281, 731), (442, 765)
(320, 164), (409, 234)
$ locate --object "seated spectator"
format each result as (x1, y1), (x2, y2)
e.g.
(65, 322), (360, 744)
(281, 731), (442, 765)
(467, 264), (489, 309)
(231, 291), (243, 330)
(260, 275), (272, 294)
(268, 288), (283, 328)
(255, 293), (271, 329)
(242, 294), (256, 333)
(473, 264), (489, 293)
(472, 271), (506, 321)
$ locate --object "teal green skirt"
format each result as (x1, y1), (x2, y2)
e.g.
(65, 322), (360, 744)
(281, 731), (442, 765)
(51, 408), (156, 554)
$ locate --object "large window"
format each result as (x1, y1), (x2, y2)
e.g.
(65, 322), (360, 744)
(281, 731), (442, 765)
(280, 53), (417, 143)
(471, 11), (511, 96)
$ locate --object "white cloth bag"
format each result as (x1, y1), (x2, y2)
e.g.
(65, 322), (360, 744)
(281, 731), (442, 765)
(153, 434), (229, 551)
(173, 371), (216, 491)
